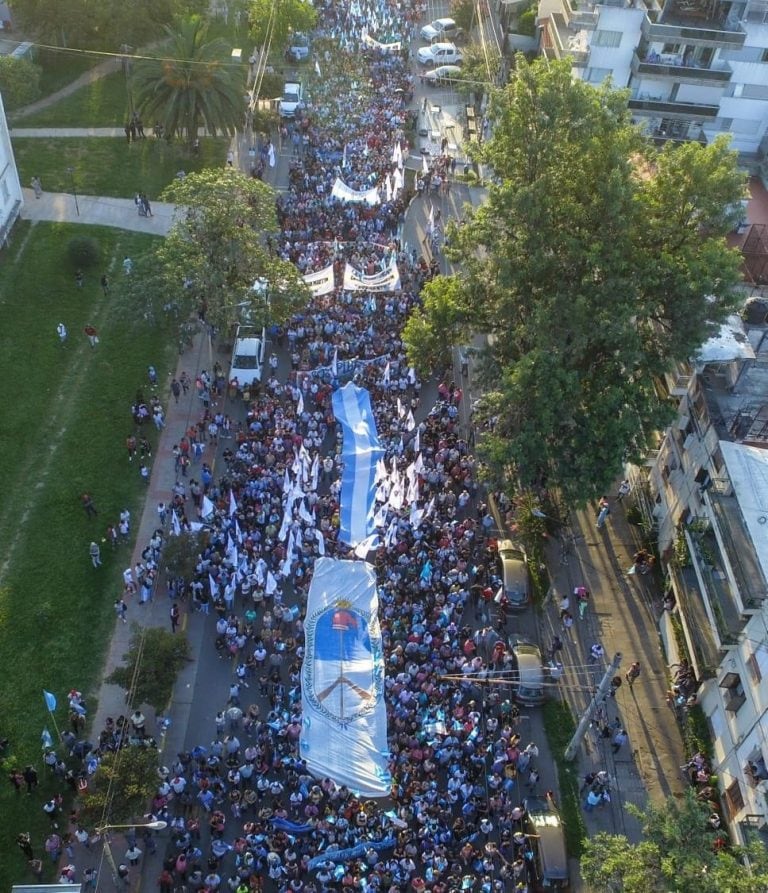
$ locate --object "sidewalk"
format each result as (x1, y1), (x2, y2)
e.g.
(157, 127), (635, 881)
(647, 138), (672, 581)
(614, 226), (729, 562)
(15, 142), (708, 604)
(544, 499), (687, 841)
(11, 58), (120, 121)
(86, 331), (220, 892)
(12, 127), (136, 137)
(20, 187), (175, 235)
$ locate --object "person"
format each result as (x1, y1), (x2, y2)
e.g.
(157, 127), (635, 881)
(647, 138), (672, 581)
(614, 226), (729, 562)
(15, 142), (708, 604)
(31, 176), (43, 198)
(75, 269), (84, 287)
(130, 710), (146, 736)
(17, 832), (34, 859)
(171, 378), (181, 404)
(125, 843), (142, 865)
(84, 325), (99, 348)
(81, 493), (97, 518)
(123, 256), (133, 275)
(23, 764), (38, 792)
(170, 603), (180, 633)
(115, 599), (128, 623)
(100, 274), (110, 295)
(89, 541), (102, 568)
(57, 322), (67, 345)
(617, 479), (631, 501)
(626, 661), (642, 685)
(612, 728), (629, 754)
(596, 496), (611, 529)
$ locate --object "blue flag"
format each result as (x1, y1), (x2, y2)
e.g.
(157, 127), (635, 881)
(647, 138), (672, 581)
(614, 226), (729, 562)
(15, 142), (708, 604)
(41, 728), (53, 749)
(420, 560), (432, 581)
(43, 690), (57, 712)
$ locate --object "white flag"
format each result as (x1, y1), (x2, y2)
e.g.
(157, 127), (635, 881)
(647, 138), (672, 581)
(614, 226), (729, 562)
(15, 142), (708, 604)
(342, 142), (348, 169)
(427, 205), (434, 236)
(315, 58), (322, 78)
(332, 348), (338, 378)
(414, 426), (420, 454)
(297, 389), (304, 417)
(310, 453), (320, 491)
(383, 362), (391, 385)
(235, 518), (243, 544)
(229, 489), (238, 517)
(171, 511), (181, 537)
(397, 397), (405, 419)
(268, 143), (276, 168)
(422, 153), (429, 174)
(266, 571), (278, 595)
(353, 533), (379, 558)
(316, 528), (326, 556)
(201, 495), (215, 518)
(209, 574), (218, 597)
(406, 410), (416, 432)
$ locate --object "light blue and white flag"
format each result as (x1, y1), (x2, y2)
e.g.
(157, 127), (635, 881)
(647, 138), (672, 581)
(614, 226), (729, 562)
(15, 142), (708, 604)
(43, 690), (57, 712)
(331, 383), (384, 547)
(301, 558), (390, 797)
(41, 728), (54, 749)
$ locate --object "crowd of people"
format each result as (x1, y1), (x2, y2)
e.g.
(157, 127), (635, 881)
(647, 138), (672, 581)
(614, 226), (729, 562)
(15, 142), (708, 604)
(17, 3), (550, 892)
(133, 4), (545, 891)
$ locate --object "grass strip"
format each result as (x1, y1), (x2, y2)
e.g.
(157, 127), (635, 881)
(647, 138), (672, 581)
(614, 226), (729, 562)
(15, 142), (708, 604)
(0, 221), (175, 890)
(542, 699), (588, 858)
(12, 136), (227, 199)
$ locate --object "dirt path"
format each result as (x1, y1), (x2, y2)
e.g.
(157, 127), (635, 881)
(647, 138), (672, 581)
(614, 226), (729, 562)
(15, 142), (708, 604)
(11, 56), (120, 120)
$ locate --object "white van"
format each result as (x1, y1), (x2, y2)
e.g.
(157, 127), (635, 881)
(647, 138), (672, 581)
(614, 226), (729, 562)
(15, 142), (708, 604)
(230, 325), (266, 388)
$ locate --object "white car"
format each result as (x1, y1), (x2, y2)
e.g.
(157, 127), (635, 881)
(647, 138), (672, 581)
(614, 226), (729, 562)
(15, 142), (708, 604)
(286, 33), (310, 62)
(420, 17), (463, 43)
(230, 325), (266, 388)
(424, 65), (463, 86)
(417, 43), (463, 68)
(279, 81), (304, 118)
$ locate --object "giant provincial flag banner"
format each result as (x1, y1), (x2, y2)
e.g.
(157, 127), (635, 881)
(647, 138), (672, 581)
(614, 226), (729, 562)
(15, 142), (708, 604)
(331, 383), (384, 546)
(362, 32), (402, 52)
(331, 177), (381, 206)
(300, 557), (390, 797)
(342, 259), (401, 293)
(302, 263), (336, 296)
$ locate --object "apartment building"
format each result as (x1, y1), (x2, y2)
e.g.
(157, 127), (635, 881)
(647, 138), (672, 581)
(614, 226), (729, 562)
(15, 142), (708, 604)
(537, 0), (768, 159)
(0, 90), (22, 243)
(634, 304), (768, 841)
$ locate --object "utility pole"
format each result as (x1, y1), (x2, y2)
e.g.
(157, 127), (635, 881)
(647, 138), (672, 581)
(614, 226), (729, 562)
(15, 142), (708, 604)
(564, 652), (622, 762)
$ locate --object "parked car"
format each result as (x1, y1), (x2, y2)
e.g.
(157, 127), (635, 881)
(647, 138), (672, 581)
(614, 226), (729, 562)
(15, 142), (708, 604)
(420, 17), (463, 43)
(279, 81), (304, 118)
(523, 796), (570, 890)
(424, 65), (463, 86)
(417, 42), (463, 67)
(508, 638), (546, 705)
(230, 325), (266, 388)
(286, 32), (310, 62)
(497, 539), (531, 610)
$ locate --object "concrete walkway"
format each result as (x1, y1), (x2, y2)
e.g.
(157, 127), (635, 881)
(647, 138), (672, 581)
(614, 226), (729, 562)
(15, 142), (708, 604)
(20, 187), (175, 235)
(12, 127), (134, 138)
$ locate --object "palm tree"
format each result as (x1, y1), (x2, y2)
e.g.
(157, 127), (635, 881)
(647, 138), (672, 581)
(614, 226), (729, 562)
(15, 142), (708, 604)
(133, 17), (244, 144)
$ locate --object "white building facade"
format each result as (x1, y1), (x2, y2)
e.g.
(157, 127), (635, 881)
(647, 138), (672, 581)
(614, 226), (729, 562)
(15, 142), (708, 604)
(0, 90), (22, 243)
(537, 0), (768, 159)
(631, 310), (768, 841)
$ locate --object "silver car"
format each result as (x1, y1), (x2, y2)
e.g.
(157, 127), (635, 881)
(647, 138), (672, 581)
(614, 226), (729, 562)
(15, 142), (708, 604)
(497, 539), (531, 609)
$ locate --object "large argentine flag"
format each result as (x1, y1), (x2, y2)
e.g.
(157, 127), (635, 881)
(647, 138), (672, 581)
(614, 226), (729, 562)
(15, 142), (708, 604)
(300, 557), (390, 796)
(331, 383), (384, 546)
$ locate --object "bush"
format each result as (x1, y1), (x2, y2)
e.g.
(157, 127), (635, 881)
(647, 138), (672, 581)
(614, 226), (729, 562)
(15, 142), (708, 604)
(516, 6), (538, 35)
(67, 235), (101, 269)
(0, 56), (42, 111)
(542, 700), (587, 857)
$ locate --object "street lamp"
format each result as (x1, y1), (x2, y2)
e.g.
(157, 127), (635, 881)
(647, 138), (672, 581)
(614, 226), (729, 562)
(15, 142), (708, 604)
(65, 166), (80, 217)
(95, 820), (167, 887)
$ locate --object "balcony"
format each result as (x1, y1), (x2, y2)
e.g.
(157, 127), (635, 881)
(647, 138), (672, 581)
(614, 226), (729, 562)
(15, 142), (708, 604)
(632, 50), (732, 82)
(652, 0), (747, 44)
(708, 489), (768, 609)
(629, 97), (719, 116)
(686, 525), (744, 646)
(667, 560), (721, 678)
(541, 12), (590, 63)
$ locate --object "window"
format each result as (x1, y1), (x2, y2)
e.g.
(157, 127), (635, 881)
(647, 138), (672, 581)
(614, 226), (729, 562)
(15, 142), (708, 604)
(725, 778), (745, 816)
(585, 67), (611, 83)
(593, 29), (622, 47)
(720, 672), (747, 713)
(747, 645), (768, 683)
(0, 178), (8, 203)
(663, 42), (682, 54)
(761, 47), (768, 62)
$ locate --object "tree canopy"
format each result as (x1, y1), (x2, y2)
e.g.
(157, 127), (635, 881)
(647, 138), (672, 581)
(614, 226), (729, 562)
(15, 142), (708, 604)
(403, 55), (744, 503)
(581, 791), (768, 892)
(78, 747), (159, 828)
(125, 167), (308, 335)
(107, 624), (190, 713)
(248, 0), (317, 51)
(133, 17), (245, 143)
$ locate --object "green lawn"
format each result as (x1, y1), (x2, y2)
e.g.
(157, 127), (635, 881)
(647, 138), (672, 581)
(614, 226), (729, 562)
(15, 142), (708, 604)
(35, 48), (100, 100)
(12, 136), (228, 199)
(19, 70), (132, 128)
(0, 221), (175, 890)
